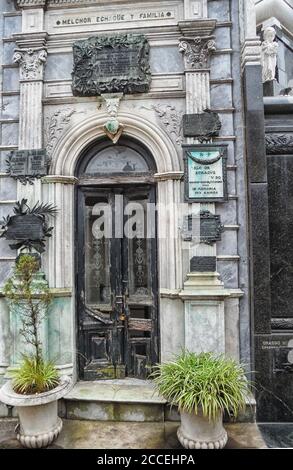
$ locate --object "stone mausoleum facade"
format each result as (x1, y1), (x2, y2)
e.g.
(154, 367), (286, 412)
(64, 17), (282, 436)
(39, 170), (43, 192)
(0, 0), (292, 423)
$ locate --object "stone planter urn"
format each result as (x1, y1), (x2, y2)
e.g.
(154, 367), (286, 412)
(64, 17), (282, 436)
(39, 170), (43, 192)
(0, 375), (72, 448)
(177, 409), (228, 450)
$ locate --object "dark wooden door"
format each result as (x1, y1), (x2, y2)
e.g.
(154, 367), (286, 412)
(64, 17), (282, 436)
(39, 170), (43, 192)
(77, 185), (158, 380)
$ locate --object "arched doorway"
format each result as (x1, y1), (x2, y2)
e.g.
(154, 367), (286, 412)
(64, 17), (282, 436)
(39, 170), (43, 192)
(75, 137), (159, 380)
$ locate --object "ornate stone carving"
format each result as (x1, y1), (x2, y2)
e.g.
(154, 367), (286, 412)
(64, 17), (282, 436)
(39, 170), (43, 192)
(179, 36), (216, 70)
(101, 93), (124, 143)
(261, 27), (279, 83)
(177, 425), (228, 450)
(102, 94), (122, 117)
(266, 134), (293, 155)
(15, 0), (47, 7)
(45, 108), (76, 157)
(13, 48), (47, 80)
(72, 34), (151, 96)
(152, 104), (183, 145)
(16, 419), (63, 449)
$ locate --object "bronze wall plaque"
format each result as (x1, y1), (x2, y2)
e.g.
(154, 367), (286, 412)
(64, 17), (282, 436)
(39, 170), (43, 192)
(72, 34), (151, 96)
(182, 211), (224, 245)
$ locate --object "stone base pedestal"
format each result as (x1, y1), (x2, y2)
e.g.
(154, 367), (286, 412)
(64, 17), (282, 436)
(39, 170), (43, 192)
(179, 272), (233, 355)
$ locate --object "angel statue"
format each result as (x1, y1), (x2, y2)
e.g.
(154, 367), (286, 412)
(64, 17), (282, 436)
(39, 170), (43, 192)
(261, 27), (279, 83)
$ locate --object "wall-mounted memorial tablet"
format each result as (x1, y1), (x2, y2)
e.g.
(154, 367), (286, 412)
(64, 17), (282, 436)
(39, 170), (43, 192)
(6, 149), (49, 185)
(72, 34), (151, 96)
(183, 110), (221, 142)
(182, 211), (224, 246)
(0, 199), (57, 254)
(183, 144), (228, 203)
(190, 256), (217, 272)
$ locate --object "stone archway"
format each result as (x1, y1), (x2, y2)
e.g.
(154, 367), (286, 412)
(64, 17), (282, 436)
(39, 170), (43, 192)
(42, 111), (184, 379)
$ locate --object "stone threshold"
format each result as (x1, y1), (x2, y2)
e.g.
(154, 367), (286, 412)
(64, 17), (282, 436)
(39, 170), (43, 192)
(65, 378), (166, 405)
(61, 380), (256, 424)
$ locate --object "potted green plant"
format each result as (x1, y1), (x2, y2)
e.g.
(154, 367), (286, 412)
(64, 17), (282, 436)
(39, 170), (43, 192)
(0, 254), (71, 448)
(152, 351), (251, 449)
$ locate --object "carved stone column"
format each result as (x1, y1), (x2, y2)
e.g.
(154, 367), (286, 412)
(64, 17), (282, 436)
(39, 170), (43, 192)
(177, 18), (240, 355)
(154, 172), (184, 361)
(13, 30), (48, 204)
(178, 20), (217, 264)
(179, 20), (216, 115)
(41, 176), (78, 378)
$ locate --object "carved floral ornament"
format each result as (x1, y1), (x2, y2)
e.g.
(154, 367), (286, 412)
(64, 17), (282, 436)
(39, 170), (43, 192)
(179, 36), (216, 70)
(13, 48), (47, 80)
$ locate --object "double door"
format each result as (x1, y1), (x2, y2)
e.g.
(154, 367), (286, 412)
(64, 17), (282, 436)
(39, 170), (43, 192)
(77, 185), (158, 380)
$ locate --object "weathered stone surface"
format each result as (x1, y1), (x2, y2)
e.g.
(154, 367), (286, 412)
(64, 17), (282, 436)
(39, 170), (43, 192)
(183, 110), (221, 141)
(0, 419), (266, 449)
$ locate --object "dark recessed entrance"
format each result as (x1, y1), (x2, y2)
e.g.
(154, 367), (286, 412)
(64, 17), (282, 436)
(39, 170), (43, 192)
(76, 138), (159, 380)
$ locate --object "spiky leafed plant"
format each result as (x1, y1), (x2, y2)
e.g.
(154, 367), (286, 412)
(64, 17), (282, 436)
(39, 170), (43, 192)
(151, 352), (252, 422)
(10, 356), (59, 395)
(4, 254), (59, 394)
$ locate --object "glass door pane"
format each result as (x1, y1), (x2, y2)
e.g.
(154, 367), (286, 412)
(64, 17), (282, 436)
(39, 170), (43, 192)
(84, 196), (111, 308)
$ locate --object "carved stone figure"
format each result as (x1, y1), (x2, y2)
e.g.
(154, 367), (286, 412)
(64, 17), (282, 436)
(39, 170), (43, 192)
(261, 27), (279, 83)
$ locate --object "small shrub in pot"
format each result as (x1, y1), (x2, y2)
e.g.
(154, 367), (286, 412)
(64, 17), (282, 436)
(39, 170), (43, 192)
(152, 351), (251, 449)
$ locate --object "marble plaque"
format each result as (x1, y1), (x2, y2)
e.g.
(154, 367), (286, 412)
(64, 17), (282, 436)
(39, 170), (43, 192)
(47, 3), (180, 34)
(72, 34), (151, 96)
(183, 145), (228, 202)
(7, 149), (48, 184)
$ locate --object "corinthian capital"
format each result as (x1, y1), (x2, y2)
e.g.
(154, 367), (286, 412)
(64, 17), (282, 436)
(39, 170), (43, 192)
(13, 47), (47, 80)
(179, 36), (216, 70)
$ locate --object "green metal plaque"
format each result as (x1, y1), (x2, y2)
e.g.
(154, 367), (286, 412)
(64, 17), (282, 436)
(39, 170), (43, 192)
(183, 145), (228, 202)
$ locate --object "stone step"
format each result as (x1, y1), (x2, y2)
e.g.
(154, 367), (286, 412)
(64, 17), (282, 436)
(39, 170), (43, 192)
(60, 379), (256, 424)
(60, 378), (167, 423)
